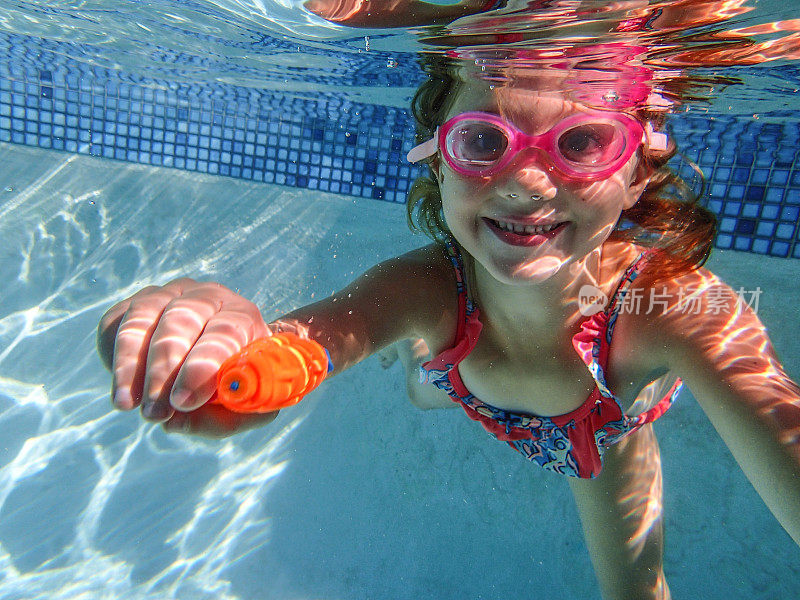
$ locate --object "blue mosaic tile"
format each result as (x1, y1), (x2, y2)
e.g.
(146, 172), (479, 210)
(756, 221), (776, 237)
(752, 239), (769, 254)
(776, 223), (795, 239)
(770, 241), (789, 257)
(781, 205), (799, 221)
(735, 218), (756, 235)
(742, 203), (760, 218)
(719, 217), (736, 233)
(723, 201), (741, 216)
(716, 234), (733, 249)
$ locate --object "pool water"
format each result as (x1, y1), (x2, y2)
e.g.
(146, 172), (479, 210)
(1, 1), (800, 598)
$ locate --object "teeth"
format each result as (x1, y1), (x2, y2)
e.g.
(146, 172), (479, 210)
(493, 219), (560, 235)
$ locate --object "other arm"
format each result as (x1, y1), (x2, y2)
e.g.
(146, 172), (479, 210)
(646, 269), (800, 545)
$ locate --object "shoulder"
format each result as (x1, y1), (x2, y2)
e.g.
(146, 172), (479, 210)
(602, 243), (743, 376)
(369, 243), (456, 298)
(617, 257), (748, 370)
(596, 241), (649, 298)
(362, 243), (460, 342)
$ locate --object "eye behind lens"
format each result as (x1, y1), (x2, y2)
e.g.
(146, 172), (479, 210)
(447, 121), (508, 166)
(557, 123), (624, 167)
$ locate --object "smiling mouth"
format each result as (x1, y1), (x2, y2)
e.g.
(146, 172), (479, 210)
(484, 218), (568, 246)
(488, 218), (563, 235)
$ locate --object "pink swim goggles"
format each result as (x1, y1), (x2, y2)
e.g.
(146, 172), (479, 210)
(407, 111), (667, 181)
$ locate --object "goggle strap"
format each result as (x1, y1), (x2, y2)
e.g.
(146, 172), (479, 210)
(406, 128), (439, 163)
(645, 122), (668, 151)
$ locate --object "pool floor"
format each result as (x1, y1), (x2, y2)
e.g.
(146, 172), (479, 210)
(0, 142), (798, 599)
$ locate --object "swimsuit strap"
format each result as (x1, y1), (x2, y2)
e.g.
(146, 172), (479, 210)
(605, 250), (653, 323)
(442, 237), (477, 317)
(419, 238), (483, 377)
(572, 248), (657, 399)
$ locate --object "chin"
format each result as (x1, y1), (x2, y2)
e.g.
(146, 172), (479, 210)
(494, 256), (565, 284)
(514, 256), (564, 280)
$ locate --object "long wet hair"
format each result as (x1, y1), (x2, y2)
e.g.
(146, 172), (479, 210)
(405, 54), (717, 281)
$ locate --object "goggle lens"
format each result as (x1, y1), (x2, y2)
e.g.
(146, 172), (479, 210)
(446, 121), (508, 167)
(556, 122), (626, 169)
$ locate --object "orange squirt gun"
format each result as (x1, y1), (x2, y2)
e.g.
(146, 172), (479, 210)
(214, 332), (333, 413)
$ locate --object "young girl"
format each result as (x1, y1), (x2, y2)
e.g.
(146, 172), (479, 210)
(97, 52), (800, 599)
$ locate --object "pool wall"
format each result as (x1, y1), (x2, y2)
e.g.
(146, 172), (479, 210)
(2, 31), (800, 258)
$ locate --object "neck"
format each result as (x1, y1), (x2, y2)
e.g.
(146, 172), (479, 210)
(467, 248), (605, 341)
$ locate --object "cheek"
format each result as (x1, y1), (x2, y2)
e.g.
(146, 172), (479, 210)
(440, 166), (470, 192)
(620, 185), (644, 210)
(576, 156), (641, 207)
(440, 169), (484, 208)
(619, 154), (646, 206)
(577, 178), (629, 206)
(439, 180), (463, 229)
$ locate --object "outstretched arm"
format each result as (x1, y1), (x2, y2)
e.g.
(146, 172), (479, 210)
(648, 269), (800, 545)
(304, 0), (498, 28)
(271, 245), (453, 375)
(97, 245), (453, 437)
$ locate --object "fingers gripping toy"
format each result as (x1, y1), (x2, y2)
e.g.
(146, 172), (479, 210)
(214, 332), (333, 413)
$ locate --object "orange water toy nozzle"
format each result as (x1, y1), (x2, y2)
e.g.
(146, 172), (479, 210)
(214, 332), (333, 413)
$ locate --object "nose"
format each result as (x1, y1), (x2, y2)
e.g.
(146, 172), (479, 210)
(497, 157), (558, 202)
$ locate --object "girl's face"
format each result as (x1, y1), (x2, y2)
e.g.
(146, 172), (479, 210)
(437, 78), (651, 285)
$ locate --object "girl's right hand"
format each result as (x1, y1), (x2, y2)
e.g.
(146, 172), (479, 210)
(97, 278), (277, 437)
